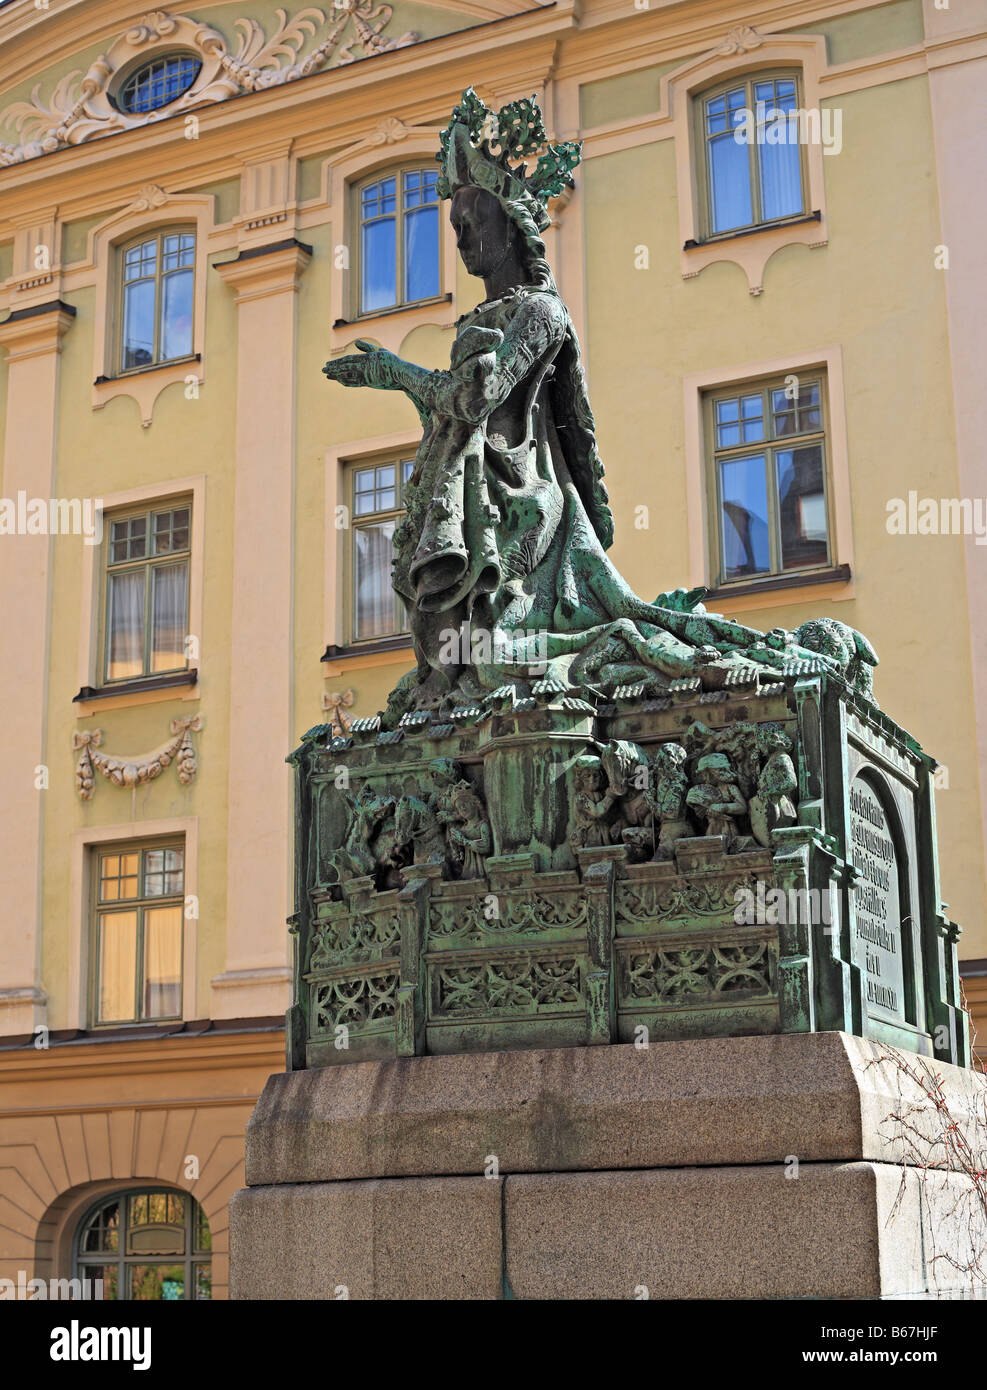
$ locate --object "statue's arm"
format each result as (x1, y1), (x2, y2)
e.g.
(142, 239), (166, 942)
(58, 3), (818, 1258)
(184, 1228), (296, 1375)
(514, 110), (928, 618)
(323, 297), (566, 426)
(422, 295), (567, 425)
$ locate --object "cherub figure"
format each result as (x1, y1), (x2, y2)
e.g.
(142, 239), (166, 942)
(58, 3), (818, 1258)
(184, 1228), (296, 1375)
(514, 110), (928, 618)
(568, 756), (617, 849)
(749, 727), (798, 848)
(686, 752), (747, 850)
(446, 786), (492, 879)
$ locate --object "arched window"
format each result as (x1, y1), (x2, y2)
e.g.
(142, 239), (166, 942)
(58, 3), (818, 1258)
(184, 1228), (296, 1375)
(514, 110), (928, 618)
(697, 72), (807, 238)
(118, 229), (195, 373)
(75, 1188), (211, 1300)
(118, 54), (202, 115)
(357, 166), (440, 315)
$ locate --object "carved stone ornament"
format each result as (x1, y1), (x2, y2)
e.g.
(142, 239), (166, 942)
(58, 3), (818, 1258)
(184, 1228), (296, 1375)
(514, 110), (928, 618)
(321, 688), (355, 735)
(716, 25), (763, 56)
(0, 5), (420, 166)
(367, 116), (414, 145)
(131, 183), (169, 212)
(73, 715), (202, 799)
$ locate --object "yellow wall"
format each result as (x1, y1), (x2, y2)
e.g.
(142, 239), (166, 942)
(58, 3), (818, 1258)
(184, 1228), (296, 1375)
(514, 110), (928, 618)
(0, 4), (984, 1305)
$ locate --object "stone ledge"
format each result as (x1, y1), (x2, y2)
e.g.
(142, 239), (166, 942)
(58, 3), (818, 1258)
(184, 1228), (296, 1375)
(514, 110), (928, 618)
(245, 1031), (986, 1186)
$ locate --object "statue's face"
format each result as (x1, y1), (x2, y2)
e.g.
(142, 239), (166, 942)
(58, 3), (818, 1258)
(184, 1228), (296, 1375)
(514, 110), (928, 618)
(450, 186), (515, 278)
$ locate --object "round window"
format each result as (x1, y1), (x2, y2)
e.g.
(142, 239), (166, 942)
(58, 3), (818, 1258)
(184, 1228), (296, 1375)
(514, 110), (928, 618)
(118, 54), (202, 115)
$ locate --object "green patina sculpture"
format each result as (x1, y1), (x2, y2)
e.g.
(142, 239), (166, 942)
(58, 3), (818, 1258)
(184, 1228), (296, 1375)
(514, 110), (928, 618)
(323, 89), (874, 721)
(291, 91), (970, 1074)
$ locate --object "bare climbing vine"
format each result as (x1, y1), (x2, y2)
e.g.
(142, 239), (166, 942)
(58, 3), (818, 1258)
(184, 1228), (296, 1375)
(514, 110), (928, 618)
(866, 1000), (987, 1294)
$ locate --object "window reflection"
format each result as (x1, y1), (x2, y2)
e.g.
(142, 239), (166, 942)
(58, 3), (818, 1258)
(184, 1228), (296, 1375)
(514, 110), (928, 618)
(76, 1190), (211, 1301)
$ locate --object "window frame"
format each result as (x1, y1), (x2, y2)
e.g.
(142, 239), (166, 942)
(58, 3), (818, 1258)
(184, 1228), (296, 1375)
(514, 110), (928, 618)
(115, 226), (197, 377)
(704, 371), (833, 590)
(89, 837), (186, 1029)
(347, 454), (416, 644)
(115, 52), (203, 116)
(694, 68), (809, 243)
(74, 1186), (212, 1301)
(99, 496), (193, 686)
(352, 163), (443, 320)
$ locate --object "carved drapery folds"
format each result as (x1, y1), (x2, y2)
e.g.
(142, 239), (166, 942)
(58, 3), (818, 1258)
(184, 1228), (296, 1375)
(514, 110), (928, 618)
(0, 5), (419, 165)
(73, 715), (202, 799)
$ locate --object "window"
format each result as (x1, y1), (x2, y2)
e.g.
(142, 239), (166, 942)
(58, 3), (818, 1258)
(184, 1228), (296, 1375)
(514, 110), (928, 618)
(119, 229), (195, 372)
(76, 1189), (211, 1300)
(92, 841), (185, 1026)
(103, 501), (191, 683)
(118, 54), (202, 114)
(358, 167), (440, 315)
(699, 74), (806, 237)
(351, 459), (414, 640)
(707, 374), (830, 586)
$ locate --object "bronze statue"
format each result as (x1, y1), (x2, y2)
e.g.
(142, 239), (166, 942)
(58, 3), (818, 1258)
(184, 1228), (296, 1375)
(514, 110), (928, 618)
(323, 90), (851, 723)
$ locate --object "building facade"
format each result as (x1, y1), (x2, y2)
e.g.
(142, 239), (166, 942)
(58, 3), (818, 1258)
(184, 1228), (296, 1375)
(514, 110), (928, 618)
(0, 0), (985, 1298)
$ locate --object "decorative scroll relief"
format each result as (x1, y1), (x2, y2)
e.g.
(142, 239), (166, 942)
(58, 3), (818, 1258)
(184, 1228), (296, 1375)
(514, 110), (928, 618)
(434, 956), (582, 1016)
(312, 971), (397, 1031)
(618, 939), (774, 1004)
(73, 715), (201, 799)
(0, 5), (419, 165)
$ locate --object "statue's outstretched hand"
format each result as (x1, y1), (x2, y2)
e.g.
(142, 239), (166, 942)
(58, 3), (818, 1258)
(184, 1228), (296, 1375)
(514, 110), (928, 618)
(322, 340), (400, 389)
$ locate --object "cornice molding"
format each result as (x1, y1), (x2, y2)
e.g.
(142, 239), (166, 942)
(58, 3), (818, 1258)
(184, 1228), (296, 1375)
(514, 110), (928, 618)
(213, 237), (312, 300)
(0, 1028), (285, 1093)
(0, 301), (75, 359)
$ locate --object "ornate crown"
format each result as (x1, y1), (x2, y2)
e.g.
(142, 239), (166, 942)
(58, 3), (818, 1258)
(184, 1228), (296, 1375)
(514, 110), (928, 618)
(435, 88), (581, 232)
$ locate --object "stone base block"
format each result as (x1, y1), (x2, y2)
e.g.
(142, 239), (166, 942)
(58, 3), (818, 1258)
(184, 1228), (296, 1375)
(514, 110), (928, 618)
(230, 1176), (503, 1300)
(232, 1033), (987, 1299)
(245, 1031), (985, 1185)
(506, 1162), (986, 1300)
(231, 1161), (987, 1300)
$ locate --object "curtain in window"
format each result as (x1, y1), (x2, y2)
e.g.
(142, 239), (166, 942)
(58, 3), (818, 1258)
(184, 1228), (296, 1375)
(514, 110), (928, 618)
(143, 906), (182, 1019)
(758, 131), (802, 222)
(107, 570), (145, 679)
(150, 561), (188, 672)
(354, 521), (396, 638)
(98, 911), (137, 1022)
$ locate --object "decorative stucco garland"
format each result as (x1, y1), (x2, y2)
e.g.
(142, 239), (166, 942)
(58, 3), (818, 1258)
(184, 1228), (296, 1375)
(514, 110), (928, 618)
(73, 715), (202, 799)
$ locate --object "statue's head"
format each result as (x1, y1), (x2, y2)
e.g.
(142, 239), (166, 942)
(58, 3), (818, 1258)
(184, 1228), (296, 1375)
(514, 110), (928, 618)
(450, 186), (518, 279)
(436, 89), (580, 288)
